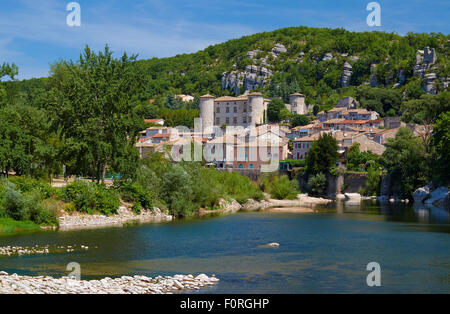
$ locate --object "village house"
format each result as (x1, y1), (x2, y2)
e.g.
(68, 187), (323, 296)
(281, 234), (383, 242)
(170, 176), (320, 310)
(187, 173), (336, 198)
(144, 118), (165, 126)
(208, 126), (288, 170)
(292, 130), (385, 160)
(176, 94), (195, 103)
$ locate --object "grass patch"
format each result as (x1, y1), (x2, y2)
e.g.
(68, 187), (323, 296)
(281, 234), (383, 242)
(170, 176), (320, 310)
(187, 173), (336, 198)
(0, 218), (41, 235)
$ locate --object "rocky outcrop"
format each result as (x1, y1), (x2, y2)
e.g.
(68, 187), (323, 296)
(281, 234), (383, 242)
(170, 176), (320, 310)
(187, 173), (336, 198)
(221, 44), (285, 94)
(241, 199), (271, 211)
(271, 43), (287, 56)
(221, 64), (272, 95)
(344, 193), (361, 205)
(413, 185), (450, 211)
(423, 73), (438, 95)
(413, 185), (432, 203)
(340, 62), (353, 87)
(370, 64), (378, 87)
(0, 271), (219, 294)
(218, 198), (242, 214)
(322, 53), (333, 61)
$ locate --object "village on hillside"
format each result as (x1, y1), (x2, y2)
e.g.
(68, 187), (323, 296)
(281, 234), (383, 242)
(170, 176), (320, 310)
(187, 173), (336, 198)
(136, 93), (428, 173)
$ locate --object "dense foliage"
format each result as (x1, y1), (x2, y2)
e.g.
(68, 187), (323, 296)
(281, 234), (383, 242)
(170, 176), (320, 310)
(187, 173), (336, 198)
(306, 134), (339, 175)
(259, 173), (299, 200)
(115, 153), (264, 217)
(0, 177), (59, 226)
(346, 143), (380, 172)
(382, 127), (428, 198)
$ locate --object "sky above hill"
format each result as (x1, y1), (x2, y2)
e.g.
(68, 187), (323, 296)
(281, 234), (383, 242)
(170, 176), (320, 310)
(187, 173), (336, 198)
(1, 0), (449, 80)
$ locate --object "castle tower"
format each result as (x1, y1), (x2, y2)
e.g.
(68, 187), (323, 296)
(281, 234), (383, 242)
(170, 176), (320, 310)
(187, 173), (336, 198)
(199, 94), (215, 133)
(248, 92), (264, 125)
(289, 93), (306, 115)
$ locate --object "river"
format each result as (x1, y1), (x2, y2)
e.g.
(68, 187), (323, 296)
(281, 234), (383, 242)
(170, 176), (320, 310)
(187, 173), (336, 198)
(1, 201), (449, 293)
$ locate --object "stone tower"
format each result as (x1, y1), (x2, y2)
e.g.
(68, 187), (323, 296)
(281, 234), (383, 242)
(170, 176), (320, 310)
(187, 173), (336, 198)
(248, 92), (264, 125)
(199, 94), (215, 133)
(289, 93), (306, 114)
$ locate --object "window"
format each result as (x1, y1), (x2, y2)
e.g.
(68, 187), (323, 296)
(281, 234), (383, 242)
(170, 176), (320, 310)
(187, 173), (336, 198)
(243, 107), (247, 113)
(249, 164), (254, 169)
(226, 107), (230, 113)
(216, 107), (220, 113)
(216, 117), (220, 124)
(233, 117), (237, 125)
(226, 117), (230, 124)
(238, 164), (244, 169)
(249, 116), (252, 123)
(234, 107), (237, 113)
(249, 106), (252, 112)
(243, 117), (247, 124)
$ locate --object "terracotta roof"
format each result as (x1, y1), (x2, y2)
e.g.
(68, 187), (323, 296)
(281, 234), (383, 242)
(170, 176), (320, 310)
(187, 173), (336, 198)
(200, 94), (215, 98)
(152, 133), (171, 138)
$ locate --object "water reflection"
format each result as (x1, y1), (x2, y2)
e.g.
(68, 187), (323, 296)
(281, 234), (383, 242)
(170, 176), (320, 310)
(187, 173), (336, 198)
(0, 201), (449, 293)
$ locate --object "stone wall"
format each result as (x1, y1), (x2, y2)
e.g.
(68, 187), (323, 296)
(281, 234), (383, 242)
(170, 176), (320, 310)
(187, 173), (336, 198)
(343, 173), (367, 193)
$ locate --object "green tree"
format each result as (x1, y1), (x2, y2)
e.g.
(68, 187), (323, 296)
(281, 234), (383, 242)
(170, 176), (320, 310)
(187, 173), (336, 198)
(48, 45), (147, 182)
(306, 133), (339, 175)
(0, 105), (58, 178)
(382, 127), (427, 198)
(267, 98), (286, 122)
(362, 165), (382, 196)
(430, 112), (450, 185)
(308, 173), (327, 196)
(291, 114), (309, 127)
(346, 143), (379, 171)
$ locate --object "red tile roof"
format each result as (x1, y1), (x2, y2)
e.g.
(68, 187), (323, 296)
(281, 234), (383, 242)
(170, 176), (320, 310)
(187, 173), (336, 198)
(152, 133), (171, 138)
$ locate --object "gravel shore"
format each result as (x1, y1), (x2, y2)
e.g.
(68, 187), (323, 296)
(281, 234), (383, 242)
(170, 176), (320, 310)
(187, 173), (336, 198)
(0, 271), (219, 294)
(59, 206), (173, 231)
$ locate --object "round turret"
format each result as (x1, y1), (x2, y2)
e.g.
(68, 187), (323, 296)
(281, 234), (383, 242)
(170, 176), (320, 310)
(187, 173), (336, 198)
(199, 94), (215, 134)
(289, 93), (306, 114)
(248, 92), (264, 125)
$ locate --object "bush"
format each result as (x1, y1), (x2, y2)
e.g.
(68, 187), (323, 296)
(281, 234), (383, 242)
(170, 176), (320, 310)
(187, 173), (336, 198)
(8, 176), (59, 200)
(361, 166), (382, 196)
(118, 181), (153, 209)
(62, 181), (119, 216)
(131, 203), (142, 215)
(267, 175), (299, 200)
(1, 183), (58, 226)
(308, 173), (327, 196)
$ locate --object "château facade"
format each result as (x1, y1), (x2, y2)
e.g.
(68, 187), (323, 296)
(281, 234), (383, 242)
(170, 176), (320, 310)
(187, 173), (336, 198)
(199, 92), (308, 132)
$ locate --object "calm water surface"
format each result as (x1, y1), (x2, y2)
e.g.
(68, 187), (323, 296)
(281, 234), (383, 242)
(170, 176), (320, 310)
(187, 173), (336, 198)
(1, 201), (449, 293)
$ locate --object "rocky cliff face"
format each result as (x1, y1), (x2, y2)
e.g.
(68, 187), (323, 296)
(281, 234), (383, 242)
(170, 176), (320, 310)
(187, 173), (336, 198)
(339, 62), (353, 87)
(220, 43), (448, 95)
(221, 44), (283, 95)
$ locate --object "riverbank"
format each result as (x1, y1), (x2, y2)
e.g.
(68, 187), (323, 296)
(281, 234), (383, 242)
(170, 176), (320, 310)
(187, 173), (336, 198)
(199, 194), (332, 216)
(0, 271), (219, 294)
(59, 205), (173, 231)
(0, 218), (42, 235)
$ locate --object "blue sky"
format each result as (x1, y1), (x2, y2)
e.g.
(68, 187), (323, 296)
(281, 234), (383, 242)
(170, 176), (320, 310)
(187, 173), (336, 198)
(1, 0), (449, 80)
